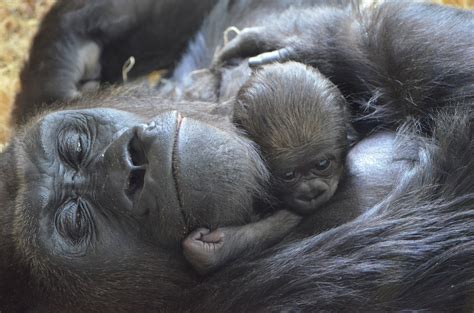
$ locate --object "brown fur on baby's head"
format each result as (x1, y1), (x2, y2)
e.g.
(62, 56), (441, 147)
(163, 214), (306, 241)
(234, 62), (351, 172)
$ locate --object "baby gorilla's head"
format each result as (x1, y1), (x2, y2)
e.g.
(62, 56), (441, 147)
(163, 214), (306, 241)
(235, 62), (351, 214)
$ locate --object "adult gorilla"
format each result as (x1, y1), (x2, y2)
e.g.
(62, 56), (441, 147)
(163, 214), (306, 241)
(1, 0), (473, 312)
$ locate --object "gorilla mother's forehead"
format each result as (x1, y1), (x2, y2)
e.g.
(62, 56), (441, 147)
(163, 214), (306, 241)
(16, 108), (142, 164)
(27, 108), (138, 142)
(37, 108), (143, 132)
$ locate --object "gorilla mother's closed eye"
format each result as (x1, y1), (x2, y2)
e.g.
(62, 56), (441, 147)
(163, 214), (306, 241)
(55, 199), (92, 246)
(57, 121), (92, 169)
(20, 109), (144, 254)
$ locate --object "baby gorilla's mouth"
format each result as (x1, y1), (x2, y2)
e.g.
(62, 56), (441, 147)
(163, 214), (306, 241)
(296, 189), (325, 203)
(286, 188), (330, 215)
(294, 197), (321, 209)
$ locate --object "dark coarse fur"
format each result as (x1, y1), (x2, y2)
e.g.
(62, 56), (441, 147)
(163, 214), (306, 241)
(1, 0), (473, 312)
(217, 0), (474, 132)
(194, 109), (474, 312)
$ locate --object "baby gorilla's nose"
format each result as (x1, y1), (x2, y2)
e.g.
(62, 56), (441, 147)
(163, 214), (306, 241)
(296, 188), (324, 203)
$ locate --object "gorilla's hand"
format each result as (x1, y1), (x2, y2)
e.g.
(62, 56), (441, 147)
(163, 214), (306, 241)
(216, 26), (298, 67)
(15, 0), (217, 125)
(27, 0), (147, 95)
(13, 0), (154, 124)
(183, 228), (227, 275)
(214, 7), (349, 68)
(183, 210), (302, 275)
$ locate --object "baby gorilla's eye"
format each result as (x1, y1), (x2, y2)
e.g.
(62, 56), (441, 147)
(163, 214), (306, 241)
(314, 159), (331, 171)
(282, 171), (297, 181)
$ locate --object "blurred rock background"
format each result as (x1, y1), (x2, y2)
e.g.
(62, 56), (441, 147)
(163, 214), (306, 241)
(0, 0), (472, 144)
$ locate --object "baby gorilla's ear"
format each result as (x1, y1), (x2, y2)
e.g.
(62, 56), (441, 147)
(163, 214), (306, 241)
(346, 123), (360, 146)
(335, 96), (358, 146)
(232, 98), (250, 127)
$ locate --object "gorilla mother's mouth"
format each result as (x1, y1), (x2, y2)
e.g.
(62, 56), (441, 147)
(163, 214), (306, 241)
(131, 110), (191, 241)
(171, 112), (184, 210)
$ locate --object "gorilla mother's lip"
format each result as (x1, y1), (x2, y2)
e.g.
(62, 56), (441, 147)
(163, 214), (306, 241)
(135, 111), (189, 242)
(171, 112), (184, 209)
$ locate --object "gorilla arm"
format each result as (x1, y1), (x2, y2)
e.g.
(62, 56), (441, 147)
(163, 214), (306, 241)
(181, 131), (413, 275)
(216, 1), (474, 130)
(183, 210), (301, 275)
(13, 0), (216, 125)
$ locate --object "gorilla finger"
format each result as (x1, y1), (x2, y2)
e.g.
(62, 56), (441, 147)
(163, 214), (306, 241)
(201, 229), (225, 243)
(215, 27), (267, 64)
(248, 48), (294, 67)
(187, 228), (211, 241)
(183, 230), (209, 254)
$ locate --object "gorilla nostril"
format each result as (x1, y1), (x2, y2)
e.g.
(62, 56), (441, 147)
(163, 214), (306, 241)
(128, 134), (148, 166)
(126, 168), (146, 201)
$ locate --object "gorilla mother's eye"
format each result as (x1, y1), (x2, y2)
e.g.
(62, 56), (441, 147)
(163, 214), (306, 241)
(58, 127), (91, 168)
(56, 200), (91, 244)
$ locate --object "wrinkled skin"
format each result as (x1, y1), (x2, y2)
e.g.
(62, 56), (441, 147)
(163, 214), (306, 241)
(1, 0), (473, 312)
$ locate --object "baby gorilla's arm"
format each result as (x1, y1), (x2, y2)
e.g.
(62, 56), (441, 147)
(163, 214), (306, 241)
(183, 210), (301, 275)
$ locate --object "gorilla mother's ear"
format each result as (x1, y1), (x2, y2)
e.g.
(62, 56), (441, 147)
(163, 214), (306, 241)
(0, 143), (19, 209)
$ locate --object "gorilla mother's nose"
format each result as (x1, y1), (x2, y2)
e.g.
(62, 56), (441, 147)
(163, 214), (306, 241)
(124, 128), (148, 203)
(100, 124), (150, 208)
(99, 111), (181, 215)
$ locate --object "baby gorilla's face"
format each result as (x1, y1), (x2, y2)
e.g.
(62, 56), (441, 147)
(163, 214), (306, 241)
(274, 153), (344, 214)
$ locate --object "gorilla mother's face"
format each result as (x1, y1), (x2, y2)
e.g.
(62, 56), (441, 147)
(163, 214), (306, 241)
(12, 107), (264, 267)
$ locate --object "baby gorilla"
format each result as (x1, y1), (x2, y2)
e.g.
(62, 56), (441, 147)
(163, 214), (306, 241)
(183, 62), (351, 275)
(236, 62), (351, 214)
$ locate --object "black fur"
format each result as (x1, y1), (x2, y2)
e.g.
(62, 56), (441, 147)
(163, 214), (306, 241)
(216, 1), (474, 132)
(195, 110), (474, 312)
(12, 0), (217, 125)
(1, 0), (473, 311)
